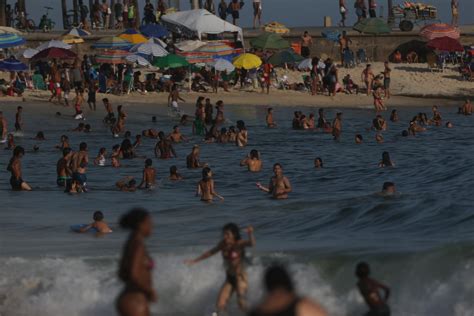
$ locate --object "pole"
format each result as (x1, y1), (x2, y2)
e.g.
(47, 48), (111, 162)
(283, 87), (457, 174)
(89, 0), (94, 25)
(61, 0), (68, 29)
(110, 0), (115, 28)
(73, 0), (79, 25)
(191, 0), (198, 10)
(0, 0), (6, 26)
(134, 0), (140, 28)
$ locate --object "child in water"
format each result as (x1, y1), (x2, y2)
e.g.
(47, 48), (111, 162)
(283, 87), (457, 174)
(78, 211), (113, 233)
(169, 165), (183, 181)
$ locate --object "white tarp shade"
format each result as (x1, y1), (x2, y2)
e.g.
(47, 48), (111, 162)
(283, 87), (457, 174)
(161, 9), (243, 42)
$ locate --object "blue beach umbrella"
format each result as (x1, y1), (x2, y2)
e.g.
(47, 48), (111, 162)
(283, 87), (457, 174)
(321, 30), (341, 43)
(131, 41), (168, 58)
(0, 56), (27, 71)
(0, 33), (26, 49)
(140, 24), (169, 38)
(92, 36), (132, 49)
(64, 27), (91, 37)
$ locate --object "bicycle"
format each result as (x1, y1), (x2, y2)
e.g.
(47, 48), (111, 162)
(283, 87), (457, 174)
(14, 13), (35, 32)
(38, 7), (55, 32)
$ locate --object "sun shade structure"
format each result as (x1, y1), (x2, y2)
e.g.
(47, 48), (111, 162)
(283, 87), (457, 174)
(140, 24), (169, 38)
(92, 36), (132, 49)
(62, 35), (85, 44)
(31, 47), (77, 60)
(268, 50), (304, 66)
(0, 27), (24, 35)
(0, 56), (27, 71)
(427, 36), (464, 52)
(64, 27), (91, 37)
(420, 23), (460, 41)
(161, 9), (243, 41)
(95, 50), (130, 64)
(264, 22), (290, 34)
(119, 29), (148, 44)
(208, 58), (235, 72)
(152, 54), (189, 68)
(126, 54), (151, 67)
(0, 33), (26, 49)
(233, 53), (262, 70)
(353, 18), (391, 35)
(177, 41), (242, 64)
(250, 32), (290, 50)
(131, 41), (168, 57)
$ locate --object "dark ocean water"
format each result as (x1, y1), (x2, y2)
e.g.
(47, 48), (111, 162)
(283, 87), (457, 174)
(0, 100), (473, 315)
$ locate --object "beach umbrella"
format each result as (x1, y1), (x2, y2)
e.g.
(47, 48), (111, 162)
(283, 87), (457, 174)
(62, 35), (85, 44)
(126, 54), (151, 67)
(31, 47), (77, 60)
(119, 29), (148, 44)
(233, 53), (262, 70)
(92, 36), (132, 49)
(298, 58), (312, 70)
(250, 32), (290, 50)
(268, 50), (304, 66)
(64, 27), (91, 37)
(96, 50), (130, 64)
(152, 54), (189, 68)
(264, 22), (290, 34)
(209, 58), (235, 72)
(0, 27), (24, 35)
(130, 41), (168, 57)
(0, 56), (27, 71)
(427, 37), (464, 52)
(175, 40), (207, 52)
(0, 33), (26, 49)
(140, 24), (169, 38)
(353, 18), (391, 35)
(321, 30), (341, 43)
(148, 37), (167, 48)
(37, 40), (72, 51)
(420, 23), (460, 41)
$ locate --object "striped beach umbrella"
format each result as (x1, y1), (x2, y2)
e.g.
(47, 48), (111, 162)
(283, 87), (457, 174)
(92, 36), (132, 49)
(96, 50), (130, 64)
(125, 54), (151, 67)
(119, 29), (148, 44)
(427, 37), (464, 52)
(177, 42), (241, 64)
(37, 40), (72, 51)
(0, 33), (26, 49)
(64, 27), (91, 37)
(0, 56), (27, 72)
(131, 42), (168, 57)
(420, 23), (460, 41)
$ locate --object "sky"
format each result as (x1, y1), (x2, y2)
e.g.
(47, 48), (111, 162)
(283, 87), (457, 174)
(17, 0), (474, 30)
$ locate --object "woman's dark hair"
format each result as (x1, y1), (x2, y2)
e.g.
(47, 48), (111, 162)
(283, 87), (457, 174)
(119, 208), (149, 230)
(401, 130), (409, 137)
(315, 157), (323, 167)
(145, 158), (153, 167)
(170, 165), (177, 174)
(36, 131), (45, 139)
(13, 146), (25, 157)
(202, 167), (212, 181)
(63, 147), (72, 157)
(356, 262), (370, 278)
(237, 120), (246, 130)
(356, 134), (363, 140)
(93, 211), (104, 221)
(382, 151), (392, 166)
(264, 264), (294, 292)
(223, 223), (241, 240)
(250, 149), (259, 159)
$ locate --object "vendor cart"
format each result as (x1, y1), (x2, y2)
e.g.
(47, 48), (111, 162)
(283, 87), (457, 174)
(391, 2), (439, 32)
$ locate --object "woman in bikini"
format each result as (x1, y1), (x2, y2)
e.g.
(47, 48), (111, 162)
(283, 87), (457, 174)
(196, 167), (224, 202)
(117, 208), (157, 316)
(185, 223), (255, 313)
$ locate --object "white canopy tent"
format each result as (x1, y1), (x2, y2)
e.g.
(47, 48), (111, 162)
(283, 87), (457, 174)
(161, 9), (243, 42)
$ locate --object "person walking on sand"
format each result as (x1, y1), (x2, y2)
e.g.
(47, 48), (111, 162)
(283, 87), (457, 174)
(257, 163), (292, 199)
(185, 223), (255, 313)
(301, 31), (313, 58)
(355, 262), (391, 316)
(253, 0), (262, 29)
(117, 208), (157, 316)
(230, 0), (241, 25)
(362, 64), (375, 96)
(250, 265), (327, 316)
(339, 0), (347, 27)
(451, 0), (459, 26)
(7, 146), (32, 191)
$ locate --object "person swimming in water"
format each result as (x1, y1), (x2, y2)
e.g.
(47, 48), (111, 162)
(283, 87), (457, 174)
(7, 146), (32, 191)
(356, 262), (391, 316)
(332, 113), (342, 141)
(116, 176), (137, 192)
(168, 126), (188, 143)
(236, 120), (248, 147)
(266, 108), (277, 128)
(70, 142), (89, 191)
(381, 182), (396, 195)
(378, 152), (394, 167)
(240, 149), (262, 172)
(117, 208), (157, 316)
(57, 148), (73, 187)
(389, 109), (399, 122)
(169, 165), (183, 181)
(355, 134), (363, 144)
(187, 145), (206, 169)
(138, 159), (156, 190)
(314, 157), (323, 168)
(250, 264), (327, 316)
(185, 223), (255, 313)
(196, 167), (224, 202)
(78, 211), (113, 233)
(155, 131), (177, 159)
(257, 163), (292, 199)
(94, 148), (107, 166)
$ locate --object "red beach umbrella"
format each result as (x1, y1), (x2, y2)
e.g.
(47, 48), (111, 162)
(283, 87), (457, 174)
(420, 23), (460, 41)
(427, 36), (464, 52)
(31, 47), (77, 60)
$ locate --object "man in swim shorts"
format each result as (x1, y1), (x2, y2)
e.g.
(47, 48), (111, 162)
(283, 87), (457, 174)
(7, 146), (32, 191)
(155, 131), (177, 159)
(139, 159), (156, 190)
(70, 142), (89, 190)
(57, 148), (73, 187)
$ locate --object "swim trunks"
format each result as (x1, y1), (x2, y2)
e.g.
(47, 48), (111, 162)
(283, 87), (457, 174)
(10, 176), (24, 191)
